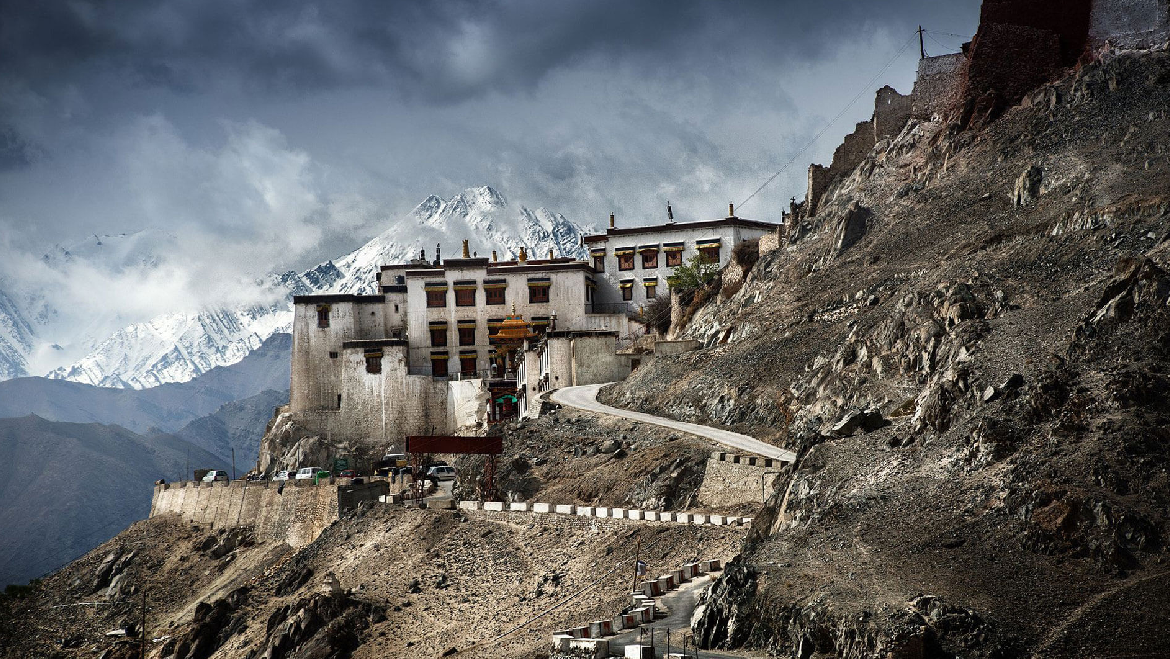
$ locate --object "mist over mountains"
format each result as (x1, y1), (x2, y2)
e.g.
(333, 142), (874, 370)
(0, 186), (591, 390)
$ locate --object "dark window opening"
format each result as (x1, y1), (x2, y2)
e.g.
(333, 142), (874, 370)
(460, 356), (477, 375)
(485, 287), (506, 305)
(458, 327), (476, 346)
(336, 393), (342, 409)
(316, 306), (330, 328)
(666, 251), (683, 267)
(529, 286), (550, 304)
(622, 286), (633, 301)
(699, 246), (720, 263)
(430, 328), (447, 346)
(365, 354), (382, 374)
(618, 254), (634, 271)
(426, 290), (446, 307)
(641, 251), (658, 268)
(645, 284), (657, 299)
(432, 358), (448, 377)
(329, 351), (339, 358)
(455, 288), (475, 306)
(593, 255), (605, 272)
(394, 304), (399, 313)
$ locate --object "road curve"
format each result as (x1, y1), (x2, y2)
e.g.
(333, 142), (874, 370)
(550, 383), (796, 463)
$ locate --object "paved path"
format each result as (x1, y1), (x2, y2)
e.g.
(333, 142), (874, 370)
(550, 384), (796, 463)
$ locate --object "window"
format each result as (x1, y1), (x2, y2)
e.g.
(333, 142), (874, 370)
(529, 284), (550, 304)
(485, 287), (505, 305)
(699, 246), (720, 263)
(460, 355), (477, 375)
(618, 253), (634, 271)
(666, 250), (683, 267)
(645, 283), (657, 299)
(458, 326), (476, 346)
(430, 328), (447, 346)
(431, 355), (448, 377)
(329, 351), (339, 359)
(316, 305), (330, 328)
(455, 288), (475, 306)
(365, 352), (382, 374)
(593, 255), (605, 272)
(622, 286), (633, 301)
(641, 250), (658, 269)
(426, 290), (446, 307)
(336, 393), (342, 409)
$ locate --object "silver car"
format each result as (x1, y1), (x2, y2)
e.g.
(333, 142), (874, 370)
(271, 470), (290, 481)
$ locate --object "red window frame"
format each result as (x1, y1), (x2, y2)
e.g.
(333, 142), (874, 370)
(529, 286), (550, 303)
(699, 246), (720, 263)
(618, 254), (634, 271)
(485, 287), (505, 305)
(432, 358), (448, 377)
(430, 328), (447, 347)
(316, 306), (330, 328)
(622, 286), (632, 301)
(426, 290), (446, 307)
(460, 356), (477, 375)
(645, 283), (657, 299)
(593, 256), (605, 272)
(666, 251), (682, 267)
(641, 251), (658, 269)
(458, 326), (476, 346)
(455, 288), (475, 306)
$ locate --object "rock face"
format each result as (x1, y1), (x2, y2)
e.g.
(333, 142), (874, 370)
(605, 47), (1170, 657)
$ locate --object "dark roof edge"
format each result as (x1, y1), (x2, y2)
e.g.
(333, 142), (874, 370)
(294, 294), (386, 305)
(581, 217), (780, 243)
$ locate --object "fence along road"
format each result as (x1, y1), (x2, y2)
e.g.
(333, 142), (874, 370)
(550, 383), (796, 463)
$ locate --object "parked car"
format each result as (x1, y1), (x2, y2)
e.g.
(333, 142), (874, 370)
(383, 453), (407, 468)
(272, 470), (290, 481)
(338, 469), (357, 478)
(201, 470), (229, 482)
(426, 465), (456, 481)
(245, 472), (266, 482)
(295, 467), (322, 480)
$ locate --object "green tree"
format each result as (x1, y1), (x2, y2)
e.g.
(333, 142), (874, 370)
(668, 253), (720, 291)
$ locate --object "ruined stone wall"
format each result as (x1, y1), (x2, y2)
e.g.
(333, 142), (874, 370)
(570, 335), (633, 385)
(1089, 0), (1170, 49)
(696, 453), (785, 509)
(758, 227), (783, 255)
(150, 479), (387, 547)
(828, 121), (876, 183)
(873, 86), (913, 140)
(912, 53), (967, 120)
(978, 0), (1092, 65)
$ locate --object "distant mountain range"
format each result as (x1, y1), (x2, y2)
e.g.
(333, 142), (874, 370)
(0, 415), (227, 587)
(0, 334), (293, 587)
(0, 186), (591, 389)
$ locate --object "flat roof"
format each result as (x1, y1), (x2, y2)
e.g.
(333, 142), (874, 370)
(293, 294), (385, 305)
(581, 216), (780, 244)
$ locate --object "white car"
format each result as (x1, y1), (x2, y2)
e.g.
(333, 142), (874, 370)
(271, 470), (290, 481)
(426, 466), (457, 481)
(295, 467), (324, 480)
(201, 470), (229, 482)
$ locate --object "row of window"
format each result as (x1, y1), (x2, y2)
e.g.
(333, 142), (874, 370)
(428, 319), (552, 347)
(619, 280), (658, 301)
(426, 284), (549, 308)
(427, 352), (485, 378)
(593, 245), (719, 272)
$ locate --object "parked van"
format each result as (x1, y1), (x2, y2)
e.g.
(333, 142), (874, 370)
(201, 470), (229, 482)
(295, 467), (329, 482)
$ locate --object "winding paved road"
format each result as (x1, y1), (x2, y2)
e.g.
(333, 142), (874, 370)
(550, 383), (796, 463)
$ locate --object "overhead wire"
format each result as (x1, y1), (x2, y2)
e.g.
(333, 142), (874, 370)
(736, 30), (920, 212)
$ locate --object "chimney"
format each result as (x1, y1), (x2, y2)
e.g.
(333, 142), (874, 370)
(667, 202), (674, 222)
(462, 239), (470, 258)
(728, 202), (735, 218)
(420, 248), (426, 261)
(609, 213), (615, 229)
(434, 243), (441, 266)
(519, 247), (527, 263)
(492, 250), (498, 262)
(548, 248), (554, 260)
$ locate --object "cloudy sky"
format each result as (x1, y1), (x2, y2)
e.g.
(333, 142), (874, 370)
(0, 0), (980, 346)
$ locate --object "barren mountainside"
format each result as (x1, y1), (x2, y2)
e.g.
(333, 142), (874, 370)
(601, 47), (1170, 656)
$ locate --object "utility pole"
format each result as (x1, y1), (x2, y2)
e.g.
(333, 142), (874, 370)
(232, 448), (236, 481)
(185, 448), (190, 483)
(139, 588), (147, 659)
(631, 539), (640, 593)
(918, 25), (926, 60)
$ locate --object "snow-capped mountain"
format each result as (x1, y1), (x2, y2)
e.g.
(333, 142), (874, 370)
(44, 186), (592, 389)
(0, 285), (35, 380)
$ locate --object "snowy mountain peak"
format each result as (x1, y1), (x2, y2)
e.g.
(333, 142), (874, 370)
(41, 187), (594, 389)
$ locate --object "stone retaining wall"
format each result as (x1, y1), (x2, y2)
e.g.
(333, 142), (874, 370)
(696, 452), (785, 509)
(150, 479), (387, 547)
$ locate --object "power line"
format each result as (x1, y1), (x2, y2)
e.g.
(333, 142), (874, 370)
(736, 30), (920, 212)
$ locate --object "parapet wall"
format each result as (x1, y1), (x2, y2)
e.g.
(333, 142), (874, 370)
(150, 479), (388, 547)
(912, 53), (966, 121)
(697, 452), (785, 509)
(1090, 0), (1170, 49)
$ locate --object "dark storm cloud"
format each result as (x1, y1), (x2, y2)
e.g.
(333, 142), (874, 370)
(2, 0), (968, 101)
